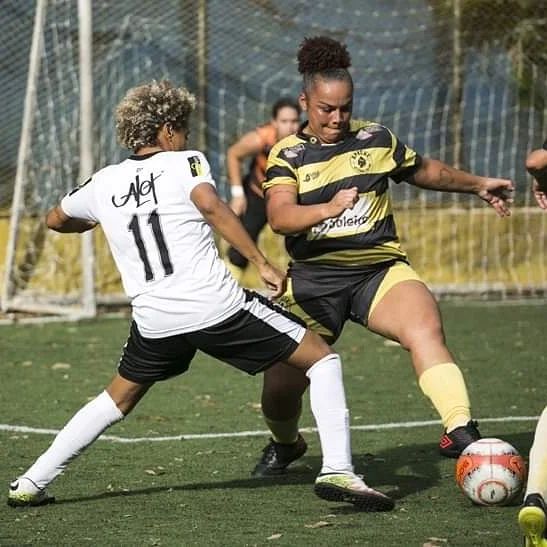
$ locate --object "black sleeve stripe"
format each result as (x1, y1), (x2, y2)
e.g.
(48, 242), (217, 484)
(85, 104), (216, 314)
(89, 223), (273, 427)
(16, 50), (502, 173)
(265, 164), (296, 181)
(391, 154), (423, 183)
(392, 137), (407, 166)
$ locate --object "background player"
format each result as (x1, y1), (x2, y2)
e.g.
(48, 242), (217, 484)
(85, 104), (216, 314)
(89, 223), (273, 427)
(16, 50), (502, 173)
(226, 98), (300, 281)
(7, 80), (394, 512)
(518, 140), (547, 547)
(251, 36), (515, 478)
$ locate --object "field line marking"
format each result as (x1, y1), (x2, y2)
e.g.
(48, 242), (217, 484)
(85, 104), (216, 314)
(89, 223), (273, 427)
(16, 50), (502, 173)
(0, 415), (539, 443)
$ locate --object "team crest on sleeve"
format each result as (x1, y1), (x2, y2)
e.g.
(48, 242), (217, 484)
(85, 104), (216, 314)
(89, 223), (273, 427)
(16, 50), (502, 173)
(187, 155), (204, 177)
(350, 150), (371, 173)
(282, 144), (305, 159)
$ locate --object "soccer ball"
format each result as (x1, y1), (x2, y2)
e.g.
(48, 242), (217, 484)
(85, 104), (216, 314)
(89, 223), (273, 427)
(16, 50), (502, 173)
(455, 438), (526, 506)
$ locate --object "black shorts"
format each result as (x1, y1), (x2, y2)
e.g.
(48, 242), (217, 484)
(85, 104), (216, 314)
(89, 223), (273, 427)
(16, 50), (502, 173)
(277, 259), (416, 343)
(118, 290), (306, 384)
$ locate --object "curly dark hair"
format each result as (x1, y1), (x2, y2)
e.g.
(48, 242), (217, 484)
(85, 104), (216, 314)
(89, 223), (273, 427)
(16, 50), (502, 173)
(297, 36), (353, 93)
(297, 36), (351, 74)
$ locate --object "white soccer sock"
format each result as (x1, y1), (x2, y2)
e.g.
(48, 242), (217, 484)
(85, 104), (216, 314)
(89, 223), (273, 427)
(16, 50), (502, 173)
(23, 390), (124, 490)
(306, 353), (353, 475)
(526, 406), (547, 499)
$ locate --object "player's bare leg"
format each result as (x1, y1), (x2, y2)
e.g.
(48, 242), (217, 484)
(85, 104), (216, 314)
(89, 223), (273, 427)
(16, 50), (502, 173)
(368, 279), (479, 457)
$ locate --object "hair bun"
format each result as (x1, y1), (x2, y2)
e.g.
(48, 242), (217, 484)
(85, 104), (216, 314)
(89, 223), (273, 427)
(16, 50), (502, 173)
(297, 36), (351, 74)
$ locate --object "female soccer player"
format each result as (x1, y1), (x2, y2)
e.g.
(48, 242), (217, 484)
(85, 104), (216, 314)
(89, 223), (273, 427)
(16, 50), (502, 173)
(251, 36), (515, 477)
(518, 141), (547, 547)
(226, 97), (300, 280)
(7, 80), (393, 512)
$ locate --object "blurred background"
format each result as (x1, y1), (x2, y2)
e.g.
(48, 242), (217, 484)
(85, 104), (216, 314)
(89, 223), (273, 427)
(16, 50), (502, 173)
(1, 0), (546, 316)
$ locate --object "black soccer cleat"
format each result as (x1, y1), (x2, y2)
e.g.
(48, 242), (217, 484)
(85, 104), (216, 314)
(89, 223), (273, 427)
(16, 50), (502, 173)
(251, 433), (307, 477)
(439, 420), (481, 458)
(519, 493), (547, 547)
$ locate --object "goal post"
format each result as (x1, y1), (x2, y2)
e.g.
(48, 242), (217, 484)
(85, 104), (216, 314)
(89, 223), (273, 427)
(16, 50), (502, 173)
(2, 0), (97, 317)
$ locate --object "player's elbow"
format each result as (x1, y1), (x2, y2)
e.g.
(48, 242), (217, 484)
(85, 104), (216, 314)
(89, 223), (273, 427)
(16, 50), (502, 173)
(268, 216), (291, 235)
(45, 208), (63, 231)
(526, 150), (547, 174)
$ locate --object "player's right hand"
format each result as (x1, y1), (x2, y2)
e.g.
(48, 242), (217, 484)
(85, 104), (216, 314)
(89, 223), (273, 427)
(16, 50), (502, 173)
(327, 187), (359, 217)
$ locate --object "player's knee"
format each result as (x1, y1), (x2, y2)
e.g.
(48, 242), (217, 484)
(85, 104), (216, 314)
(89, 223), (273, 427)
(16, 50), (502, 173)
(399, 322), (446, 351)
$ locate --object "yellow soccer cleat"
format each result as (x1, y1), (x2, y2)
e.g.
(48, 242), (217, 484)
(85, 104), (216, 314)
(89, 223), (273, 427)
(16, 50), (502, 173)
(519, 494), (547, 547)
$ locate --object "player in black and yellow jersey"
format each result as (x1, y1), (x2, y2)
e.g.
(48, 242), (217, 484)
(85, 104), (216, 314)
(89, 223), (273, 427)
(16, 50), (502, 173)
(251, 36), (515, 479)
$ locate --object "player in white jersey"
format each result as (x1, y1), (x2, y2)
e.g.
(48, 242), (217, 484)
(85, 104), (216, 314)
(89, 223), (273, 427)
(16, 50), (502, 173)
(7, 80), (394, 512)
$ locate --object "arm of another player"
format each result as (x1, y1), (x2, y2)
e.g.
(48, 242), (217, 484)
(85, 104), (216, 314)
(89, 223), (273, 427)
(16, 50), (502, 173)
(226, 130), (263, 215)
(190, 182), (286, 296)
(409, 157), (514, 217)
(526, 147), (547, 210)
(46, 205), (97, 233)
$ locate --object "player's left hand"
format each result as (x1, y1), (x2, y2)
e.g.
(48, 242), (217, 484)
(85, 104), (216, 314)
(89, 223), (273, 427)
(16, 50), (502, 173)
(257, 262), (287, 298)
(477, 178), (514, 217)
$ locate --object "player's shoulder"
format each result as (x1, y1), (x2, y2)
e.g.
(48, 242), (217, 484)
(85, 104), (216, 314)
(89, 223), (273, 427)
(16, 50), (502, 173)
(255, 122), (276, 143)
(350, 119), (392, 136)
(349, 119), (396, 146)
(270, 134), (306, 162)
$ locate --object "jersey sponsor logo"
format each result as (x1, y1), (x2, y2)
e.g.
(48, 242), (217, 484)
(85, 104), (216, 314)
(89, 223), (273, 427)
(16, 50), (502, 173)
(111, 172), (161, 208)
(68, 177), (92, 196)
(303, 171), (320, 183)
(350, 150), (371, 173)
(310, 197), (372, 238)
(187, 155), (204, 177)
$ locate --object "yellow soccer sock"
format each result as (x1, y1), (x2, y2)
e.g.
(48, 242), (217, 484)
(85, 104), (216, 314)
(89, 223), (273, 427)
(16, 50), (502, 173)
(526, 406), (547, 499)
(264, 411), (301, 445)
(418, 362), (471, 433)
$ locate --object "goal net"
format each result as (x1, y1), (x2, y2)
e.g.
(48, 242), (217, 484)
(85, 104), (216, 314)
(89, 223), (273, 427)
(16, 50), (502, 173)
(2, 0), (546, 316)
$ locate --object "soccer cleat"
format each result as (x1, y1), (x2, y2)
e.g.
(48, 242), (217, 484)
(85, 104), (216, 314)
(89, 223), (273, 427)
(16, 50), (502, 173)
(7, 477), (55, 507)
(251, 434), (307, 477)
(439, 420), (481, 458)
(314, 472), (395, 511)
(519, 493), (547, 547)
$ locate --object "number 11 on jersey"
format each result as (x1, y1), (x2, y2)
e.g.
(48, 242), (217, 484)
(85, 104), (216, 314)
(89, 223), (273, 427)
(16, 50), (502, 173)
(128, 210), (173, 281)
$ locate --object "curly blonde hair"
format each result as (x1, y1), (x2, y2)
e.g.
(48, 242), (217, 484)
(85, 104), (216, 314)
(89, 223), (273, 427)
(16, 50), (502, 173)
(115, 80), (196, 151)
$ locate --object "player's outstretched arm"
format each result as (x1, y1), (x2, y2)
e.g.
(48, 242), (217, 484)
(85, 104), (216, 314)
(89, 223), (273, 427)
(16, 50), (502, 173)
(526, 147), (547, 210)
(45, 205), (98, 233)
(191, 182), (286, 296)
(409, 157), (514, 217)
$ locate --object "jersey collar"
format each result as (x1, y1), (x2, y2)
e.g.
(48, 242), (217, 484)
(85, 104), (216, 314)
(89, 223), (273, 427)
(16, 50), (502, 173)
(129, 150), (164, 161)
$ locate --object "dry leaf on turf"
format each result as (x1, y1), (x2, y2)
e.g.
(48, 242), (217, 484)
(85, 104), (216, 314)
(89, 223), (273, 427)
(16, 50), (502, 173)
(304, 521), (332, 529)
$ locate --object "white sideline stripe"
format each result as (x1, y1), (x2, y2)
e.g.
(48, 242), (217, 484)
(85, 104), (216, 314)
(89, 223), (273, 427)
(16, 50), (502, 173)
(0, 415), (539, 444)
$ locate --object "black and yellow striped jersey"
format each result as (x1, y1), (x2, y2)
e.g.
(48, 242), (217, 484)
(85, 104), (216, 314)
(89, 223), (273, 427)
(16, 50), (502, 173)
(263, 119), (421, 266)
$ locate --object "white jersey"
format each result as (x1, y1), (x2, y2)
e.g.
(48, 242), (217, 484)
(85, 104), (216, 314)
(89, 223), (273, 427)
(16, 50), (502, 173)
(61, 150), (246, 338)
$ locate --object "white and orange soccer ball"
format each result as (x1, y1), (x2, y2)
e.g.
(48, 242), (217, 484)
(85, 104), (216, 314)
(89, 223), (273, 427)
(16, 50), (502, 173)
(455, 438), (526, 506)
